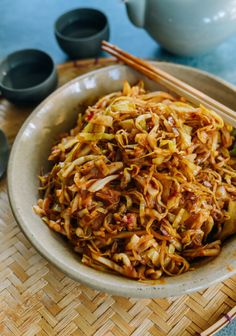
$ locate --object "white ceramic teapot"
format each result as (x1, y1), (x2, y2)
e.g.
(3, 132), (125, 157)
(125, 0), (236, 55)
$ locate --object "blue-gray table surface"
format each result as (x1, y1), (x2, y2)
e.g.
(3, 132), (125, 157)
(1, 0), (236, 335)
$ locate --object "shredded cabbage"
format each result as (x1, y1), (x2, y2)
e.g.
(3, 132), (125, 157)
(34, 81), (236, 281)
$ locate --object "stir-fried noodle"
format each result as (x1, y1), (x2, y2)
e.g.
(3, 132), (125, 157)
(34, 82), (236, 280)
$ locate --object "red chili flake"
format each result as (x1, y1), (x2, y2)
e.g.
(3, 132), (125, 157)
(86, 111), (94, 121)
(126, 214), (132, 224)
(127, 213), (136, 225)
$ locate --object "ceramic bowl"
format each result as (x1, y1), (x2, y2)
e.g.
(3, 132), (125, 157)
(54, 8), (110, 59)
(8, 63), (236, 298)
(0, 49), (57, 104)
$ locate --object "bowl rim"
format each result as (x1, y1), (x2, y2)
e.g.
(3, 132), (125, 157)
(7, 62), (236, 298)
(54, 8), (109, 42)
(0, 48), (57, 93)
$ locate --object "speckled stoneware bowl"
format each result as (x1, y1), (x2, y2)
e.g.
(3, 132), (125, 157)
(8, 63), (236, 298)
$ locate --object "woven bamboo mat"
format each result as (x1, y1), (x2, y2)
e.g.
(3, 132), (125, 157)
(1, 58), (236, 336)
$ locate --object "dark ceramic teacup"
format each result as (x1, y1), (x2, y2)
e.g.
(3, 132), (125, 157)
(0, 49), (57, 104)
(54, 8), (110, 59)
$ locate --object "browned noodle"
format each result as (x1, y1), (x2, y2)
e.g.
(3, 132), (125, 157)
(34, 81), (236, 280)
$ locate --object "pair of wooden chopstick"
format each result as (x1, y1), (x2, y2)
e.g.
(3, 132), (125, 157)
(101, 41), (236, 127)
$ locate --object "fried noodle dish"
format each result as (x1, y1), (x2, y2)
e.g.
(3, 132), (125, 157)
(34, 81), (236, 280)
